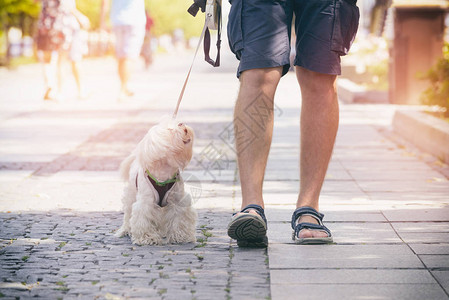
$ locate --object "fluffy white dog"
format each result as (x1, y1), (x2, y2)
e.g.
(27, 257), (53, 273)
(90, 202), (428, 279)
(115, 118), (197, 245)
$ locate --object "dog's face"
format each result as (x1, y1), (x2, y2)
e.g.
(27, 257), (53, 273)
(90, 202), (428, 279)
(137, 119), (194, 171)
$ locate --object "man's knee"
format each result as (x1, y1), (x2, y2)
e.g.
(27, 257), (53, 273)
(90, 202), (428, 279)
(296, 66), (337, 95)
(240, 67), (283, 89)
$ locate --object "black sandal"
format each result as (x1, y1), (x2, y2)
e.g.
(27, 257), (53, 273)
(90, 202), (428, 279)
(227, 204), (268, 248)
(291, 206), (333, 245)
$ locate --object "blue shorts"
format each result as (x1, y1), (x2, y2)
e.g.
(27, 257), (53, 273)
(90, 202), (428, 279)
(113, 25), (145, 59)
(227, 0), (360, 77)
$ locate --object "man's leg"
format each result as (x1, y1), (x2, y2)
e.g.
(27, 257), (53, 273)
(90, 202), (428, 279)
(114, 25), (138, 99)
(71, 61), (84, 98)
(234, 67), (283, 211)
(227, 67), (282, 247)
(118, 57), (133, 96)
(295, 66), (338, 238)
(41, 50), (59, 100)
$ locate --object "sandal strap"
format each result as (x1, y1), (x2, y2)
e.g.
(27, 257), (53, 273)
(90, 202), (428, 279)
(291, 206), (324, 229)
(234, 204), (267, 225)
(293, 222), (332, 238)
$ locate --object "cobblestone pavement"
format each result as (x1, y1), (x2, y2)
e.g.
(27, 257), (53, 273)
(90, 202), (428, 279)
(1, 52), (449, 299)
(0, 210), (268, 299)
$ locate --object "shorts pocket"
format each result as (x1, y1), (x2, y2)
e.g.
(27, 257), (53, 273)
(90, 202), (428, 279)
(331, 0), (360, 56)
(227, 0), (243, 59)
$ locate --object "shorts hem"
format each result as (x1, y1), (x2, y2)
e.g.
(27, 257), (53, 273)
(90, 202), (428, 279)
(294, 59), (341, 76)
(238, 59), (290, 78)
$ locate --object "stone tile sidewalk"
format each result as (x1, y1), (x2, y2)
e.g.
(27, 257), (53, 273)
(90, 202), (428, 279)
(0, 53), (448, 299)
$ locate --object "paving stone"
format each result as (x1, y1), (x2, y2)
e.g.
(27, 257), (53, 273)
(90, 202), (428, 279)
(268, 244), (424, 269)
(392, 222), (449, 233)
(270, 284), (448, 300)
(367, 191), (449, 203)
(383, 208), (449, 222)
(419, 255), (449, 269)
(348, 169), (447, 181)
(409, 244), (449, 255)
(340, 160), (433, 171)
(397, 232), (449, 244)
(431, 270), (449, 294)
(261, 180), (364, 194)
(270, 269), (436, 284)
(334, 149), (419, 162)
(265, 207), (387, 223)
(267, 222), (402, 245)
(357, 180), (449, 193)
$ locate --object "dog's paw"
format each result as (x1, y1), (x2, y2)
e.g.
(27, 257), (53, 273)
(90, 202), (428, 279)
(166, 233), (196, 244)
(131, 234), (163, 246)
(114, 226), (129, 238)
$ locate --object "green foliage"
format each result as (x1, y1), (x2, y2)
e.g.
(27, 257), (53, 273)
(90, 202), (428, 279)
(343, 36), (389, 91)
(9, 55), (37, 66)
(145, 0), (203, 39)
(76, 0), (102, 30)
(420, 43), (449, 115)
(0, 0), (39, 62)
(0, 0), (40, 34)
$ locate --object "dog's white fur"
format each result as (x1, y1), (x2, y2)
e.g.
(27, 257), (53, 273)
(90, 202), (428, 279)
(115, 118), (197, 245)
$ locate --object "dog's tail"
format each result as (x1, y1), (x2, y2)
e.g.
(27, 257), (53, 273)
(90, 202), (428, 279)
(120, 154), (135, 181)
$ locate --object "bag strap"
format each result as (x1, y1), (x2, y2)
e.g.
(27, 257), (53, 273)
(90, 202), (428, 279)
(203, 4), (221, 67)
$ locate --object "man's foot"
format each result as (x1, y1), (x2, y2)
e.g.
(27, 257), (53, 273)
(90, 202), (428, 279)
(227, 204), (268, 248)
(296, 215), (330, 239)
(291, 206), (333, 244)
(43, 88), (58, 101)
(122, 87), (134, 97)
(118, 88), (134, 102)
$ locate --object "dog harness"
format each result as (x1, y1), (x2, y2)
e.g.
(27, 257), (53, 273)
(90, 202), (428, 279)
(135, 170), (179, 207)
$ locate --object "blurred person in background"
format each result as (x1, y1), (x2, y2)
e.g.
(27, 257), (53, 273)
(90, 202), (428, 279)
(58, 0), (90, 99)
(100, 0), (146, 101)
(35, 0), (67, 100)
(141, 10), (154, 70)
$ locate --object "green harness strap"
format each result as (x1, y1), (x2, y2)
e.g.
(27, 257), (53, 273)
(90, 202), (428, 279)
(145, 170), (178, 187)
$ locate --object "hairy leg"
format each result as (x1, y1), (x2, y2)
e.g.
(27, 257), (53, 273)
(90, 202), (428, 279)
(118, 57), (133, 96)
(115, 184), (137, 237)
(129, 199), (162, 245)
(296, 66), (338, 238)
(71, 61), (82, 97)
(56, 51), (64, 94)
(234, 67), (282, 210)
(40, 50), (58, 98)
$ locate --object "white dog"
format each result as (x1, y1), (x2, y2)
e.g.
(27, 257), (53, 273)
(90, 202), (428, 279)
(115, 118), (197, 245)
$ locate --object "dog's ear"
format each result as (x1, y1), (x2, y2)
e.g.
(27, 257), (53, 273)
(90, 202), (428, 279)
(120, 154), (135, 181)
(135, 128), (160, 169)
